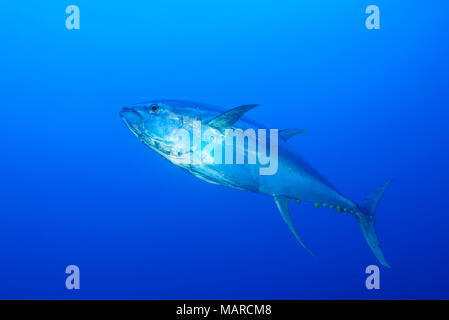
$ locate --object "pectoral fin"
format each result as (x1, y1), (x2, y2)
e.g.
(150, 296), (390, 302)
(273, 196), (313, 256)
(279, 128), (308, 141)
(206, 104), (259, 130)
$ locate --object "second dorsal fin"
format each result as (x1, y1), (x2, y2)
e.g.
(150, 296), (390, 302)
(279, 128), (308, 141)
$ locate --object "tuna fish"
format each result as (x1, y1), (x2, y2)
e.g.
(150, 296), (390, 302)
(120, 100), (391, 267)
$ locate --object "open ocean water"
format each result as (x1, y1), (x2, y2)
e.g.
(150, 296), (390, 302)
(1, 1), (449, 299)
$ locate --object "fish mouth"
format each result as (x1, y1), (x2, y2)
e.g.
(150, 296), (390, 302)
(119, 107), (142, 120)
(120, 107), (144, 130)
(120, 107), (146, 141)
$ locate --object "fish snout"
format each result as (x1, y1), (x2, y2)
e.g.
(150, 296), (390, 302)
(120, 107), (143, 123)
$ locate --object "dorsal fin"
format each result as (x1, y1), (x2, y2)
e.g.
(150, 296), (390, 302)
(206, 104), (259, 130)
(279, 128), (308, 141)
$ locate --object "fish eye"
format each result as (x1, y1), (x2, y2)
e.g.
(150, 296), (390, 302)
(150, 104), (159, 112)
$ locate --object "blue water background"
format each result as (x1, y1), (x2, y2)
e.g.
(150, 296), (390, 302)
(1, 1), (448, 299)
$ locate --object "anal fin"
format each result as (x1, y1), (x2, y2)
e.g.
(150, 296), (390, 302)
(274, 196), (313, 256)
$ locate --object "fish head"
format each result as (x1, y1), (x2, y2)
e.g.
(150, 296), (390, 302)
(119, 101), (191, 158)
